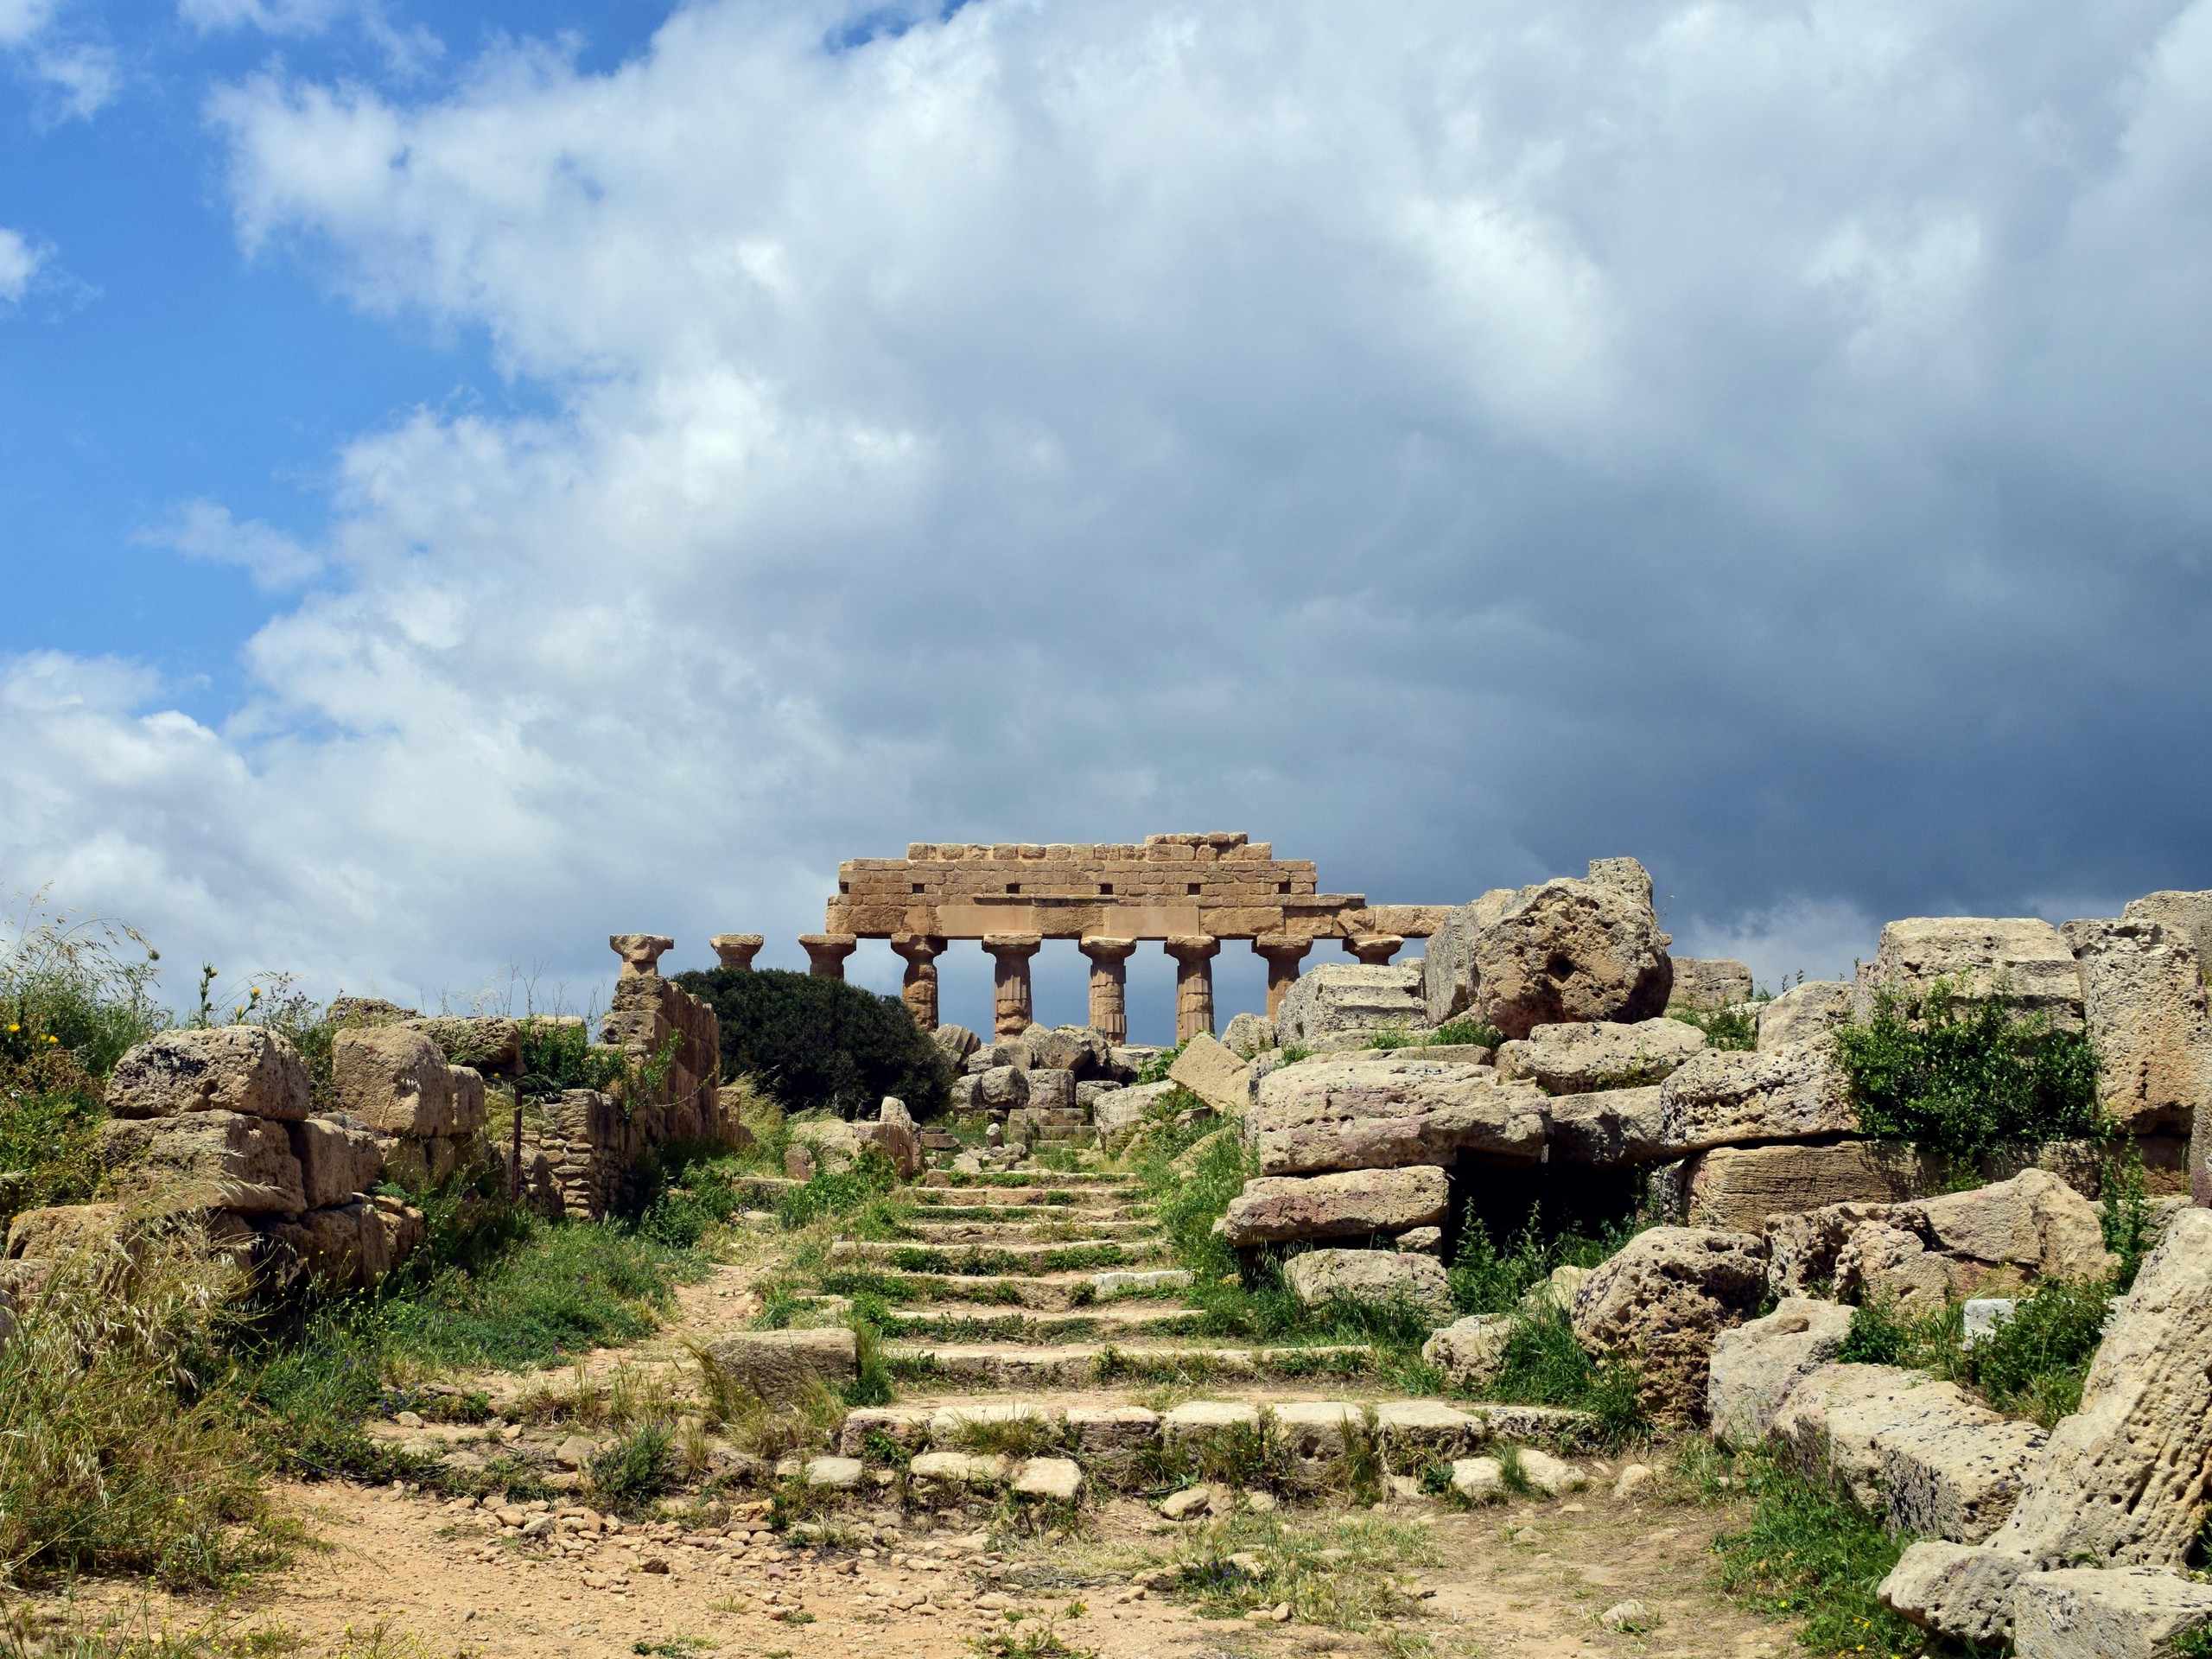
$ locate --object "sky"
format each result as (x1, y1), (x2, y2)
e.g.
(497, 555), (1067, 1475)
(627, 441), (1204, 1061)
(3, 0), (2212, 1045)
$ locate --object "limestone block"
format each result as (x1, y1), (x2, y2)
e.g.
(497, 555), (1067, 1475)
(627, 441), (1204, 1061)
(1770, 1363), (1942, 1502)
(105, 1026), (311, 1122)
(1421, 887), (1521, 1026)
(1168, 1032), (1253, 1116)
(1270, 1401), (1364, 1458)
(1834, 1219), (1958, 1313)
(288, 1113), (386, 1209)
(2012, 1567), (2212, 1659)
(1423, 1313), (1512, 1389)
(1705, 1296), (1853, 1449)
(700, 1328), (858, 1407)
(977, 1065), (1029, 1110)
(1161, 1401), (1260, 1440)
(1541, 1086), (1668, 1166)
(1516, 1448), (1589, 1497)
(99, 1110), (306, 1215)
(1283, 1248), (1454, 1321)
(1496, 1018), (1706, 1094)
(1223, 1013), (1278, 1059)
(1669, 958), (1754, 1010)
(2121, 890), (2212, 972)
(1021, 1027), (1097, 1073)
(1276, 963), (1427, 1049)
(1222, 1166), (1450, 1246)
(1878, 1541), (2025, 1647)
(448, 1066), (487, 1135)
(1065, 1406), (1160, 1455)
(1247, 1057), (1544, 1176)
(1879, 1414), (2047, 1543)
(1451, 1457), (1505, 1501)
(1012, 1457), (1084, 1502)
(837, 1406), (934, 1457)
(1654, 1040), (1856, 1155)
(5, 1202), (124, 1261)
(851, 1103), (922, 1179)
(804, 1456), (865, 1490)
(1963, 1298), (2019, 1347)
(2060, 916), (2212, 1134)
(401, 1016), (521, 1072)
(1025, 1068), (1077, 1112)
(909, 1451), (1008, 1486)
(1469, 867), (1673, 1039)
(1092, 1081), (1175, 1153)
(1396, 1224), (1443, 1254)
(1866, 918), (2084, 1027)
(1685, 1140), (1942, 1233)
(332, 1027), (459, 1137)
(934, 1024), (982, 1061)
(1371, 1399), (1479, 1454)
(1912, 1167), (2116, 1283)
(1568, 1226), (1768, 1422)
(790, 1117), (863, 1175)
(1756, 981), (1859, 1050)
(261, 1198), (389, 1289)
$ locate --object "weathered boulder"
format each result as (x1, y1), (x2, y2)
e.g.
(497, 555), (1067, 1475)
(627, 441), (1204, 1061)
(288, 1113), (387, 1209)
(5, 1202), (124, 1261)
(1914, 1167), (2115, 1281)
(1221, 1166), (1449, 1247)
(852, 1097), (922, 1179)
(1541, 1085), (1668, 1166)
(99, 1111), (306, 1215)
(789, 1116), (863, 1175)
(1881, 1207), (2212, 1643)
(934, 1024), (982, 1061)
(105, 1026), (311, 1122)
(333, 1027), (485, 1138)
(260, 1197), (399, 1289)
(401, 1015), (521, 1073)
(1669, 958), (1754, 1010)
(701, 1327), (859, 1407)
(2060, 917), (2212, 1135)
(2012, 1567), (2212, 1659)
(1284, 1248), (1454, 1322)
(1863, 918), (2084, 1027)
(1654, 1040), (1856, 1155)
(1222, 1013), (1278, 1059)
(2122, 890), (2212, 970)
(1021, 1027), (1107, 1074)
(1684, 1140), (1941, 1233)
(1706, 1296), (1853, 1448)
(1424, 1313), (1512, 1389)
(1497, 1018), (1706, 1094)
(1246, 1056), (1545, 1176)
(1771, 1363), (1939, 1485)
(1092, 1080), (1175, 1153)
(1025, 1068), (1077, 1112)
(1469, 866), (1673, 1039)
(1756, 981), (1859, 1050)
(1569, 1226), (1768, 1421)
(1168, 1032), (1253, 1116)
(976, 1065), (1029, 1110)
(1882, 1414), (2049, 1545)
(1276, 963), (1427, 1049)
(1421, 887), (1522, 1026)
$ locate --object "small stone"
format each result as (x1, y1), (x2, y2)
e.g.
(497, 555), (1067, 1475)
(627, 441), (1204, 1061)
(1612, 1464), (1656, 1501)
(1160, 1486), (1211, 1520)
(1599, 1599), (1649, 1632)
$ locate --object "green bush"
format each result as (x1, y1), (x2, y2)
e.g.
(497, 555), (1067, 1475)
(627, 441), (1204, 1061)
(1446, 1205), (1639, 1316)
(1834, 1281), (2113, 1429)
(1667, 1004), (1758, 1051)
(675, 968), (950, 1118)
(589, 1422), (675, 1514)
(515, 1017), (631, 1099)
(1832, 982), (2102, 1159)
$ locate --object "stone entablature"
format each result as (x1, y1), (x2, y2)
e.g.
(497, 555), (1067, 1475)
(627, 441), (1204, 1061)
(826, 832), (1447, 945)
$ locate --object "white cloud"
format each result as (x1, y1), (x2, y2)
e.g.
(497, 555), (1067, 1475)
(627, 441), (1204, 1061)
(0, 0), (116, 117)
(10, 0), (2212, 1021)
(0, 0), (53, 46)
(143, 499), (324, 590)
(0, 227), (40, 302)
(178, 0), (442, 77)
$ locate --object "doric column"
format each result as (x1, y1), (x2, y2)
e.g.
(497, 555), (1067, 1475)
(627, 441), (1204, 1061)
(610, 933), (674, 977)
(1252, 935), (1312, 1020)
(982, 934), (1042, 1038)
(1077, 938), (1137, 1043)
(799, 933), (857, 979)
(1164, 935), (1220, 1044)
(709, 934), (764, 970)
(1347, 933), (1405, 966)
(890, 934), (947, 1031)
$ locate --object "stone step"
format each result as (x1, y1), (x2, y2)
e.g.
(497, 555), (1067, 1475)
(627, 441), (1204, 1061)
(830, 1237), (1167, 1274)
(884, 1338), (1387, 1389)
(1022, 1127), (1096, 1146)
(899, 1217), (1159, 1244)
(904, 1201), (1142, 1224)
(883, 1302), (1209, 1343)
(919, 1171), (1139, 1191)
(823, 1262), (1199, 1311)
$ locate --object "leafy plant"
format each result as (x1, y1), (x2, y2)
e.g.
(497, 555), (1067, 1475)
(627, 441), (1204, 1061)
(1667, 1004), (1758, 1051)
(1135, 1040), (1186, 1085)
(589, 1422), (675, 1514)
(1430, 1016), (1506, 1049)
(1832, 981), (2103, 1159)
(675, 967), (951, 1118)
(2100, 1140), (2157, 1290)
(515, 1019), (630, 1100)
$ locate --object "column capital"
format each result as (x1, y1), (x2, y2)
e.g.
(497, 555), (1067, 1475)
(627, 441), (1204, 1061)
(889, 933), (948, 963)
(982, 933), (1043, 959)
(1078, 936), (1138, 963)
(798, 933), (858, 977)
(1252, 934), (1313, 964)
(1163, 934), (1220, 963)
(611, 933), (674, 977)
(709, 933), (764, 969)
(1347, 933), (1406, 965)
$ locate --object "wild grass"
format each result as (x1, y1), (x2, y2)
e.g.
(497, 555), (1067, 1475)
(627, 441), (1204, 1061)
(1835, 1279), (2114, 1428)
(1667, 1004), (1759, 1051)
(1156, 1510), (1440, 1634)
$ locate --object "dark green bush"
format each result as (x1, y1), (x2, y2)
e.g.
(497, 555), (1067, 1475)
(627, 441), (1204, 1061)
(1668, 1004), (1758, 1051)
(1970, 1280), (2111, 1424)
(1833, 982), (2103, 1159)
(515, 1017), (631, 1098)
(1446, 1205), (1639, 1316)
(589, 1423), (674, 1514)
(675, 968), (950, 1118)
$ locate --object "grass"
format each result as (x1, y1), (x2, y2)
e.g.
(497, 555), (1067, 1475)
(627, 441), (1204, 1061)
(589, 1422), (676, 1515)
(1155, 1510), (1440, 1635)
(1364, 1017), (1504, 1052)
(1667, 1004), (1758, 1051)
(1835, 1279), (2114, 1427)
(1709, 1449), (1940, 1657)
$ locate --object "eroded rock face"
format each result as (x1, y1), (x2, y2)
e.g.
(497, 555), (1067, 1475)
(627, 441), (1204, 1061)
(2012, 1567), (2212, 1659)
(1246, 1057), (1545, 1176)
(5, 1202), (124, 1261)
(1880, 1208), (2212, 1643)
(701, 1327), (859, 1407)
(1221, 1166), (1450, 1247)
(1470, 872), (1673, 1040)
(288, 1114), (386, 1209)
(1222, 1013), (1278, 1059)
(1568, 1226), (1768, 1421)
(1421, 888), (1522, 1026)
(105, 1026), (312, 1122)
(1283, 1248), (1454, 1322)
(1496, 1019), (1706, 1094)
(1276, 963), (1427, 1049)
(2121, 890), (2212, 972)
(1541, 1086), (1668, 1166)
(1706, 1296), (1853, 1449)
(1756, 981), (1859, 1050)
(933, 1024), (982, 1061)
(1669, 958), (1754, 1011)
(1655, 1040), (1856, 1155)
(99, 1110), (306, 1214)
(333, 1027), (480, 1138)
(1424, 1313), (1512, 1389)
(1685, 1140), (1942, 1233)
(1168, 1032), (1253, 1115)
(1863, 918), (2084, 1027)
(2060, 916), (2212, 1135)
(400, 1016), (521, 1073)
(1092, 1080), (1175, 1153)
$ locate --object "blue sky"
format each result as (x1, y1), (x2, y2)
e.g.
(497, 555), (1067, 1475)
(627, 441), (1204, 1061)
(4, 0), (2212, 1042)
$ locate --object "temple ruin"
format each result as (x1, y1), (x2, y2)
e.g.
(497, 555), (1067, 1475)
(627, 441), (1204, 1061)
(772, 832), (1451, 1040)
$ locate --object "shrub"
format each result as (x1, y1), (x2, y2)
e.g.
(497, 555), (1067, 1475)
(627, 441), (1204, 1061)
(1969, 1280), (2110, 1424)
(1446, 1205), (1638, 1316)
(1430, 1016), (1506, 1049)
(589, 1422), (674, 1514)
(1667, 1004), (1758, 1051)
(675, 968), (950, 1118)
(515, 1017), (631, 1099)
(1832, 982), (2102, 1159)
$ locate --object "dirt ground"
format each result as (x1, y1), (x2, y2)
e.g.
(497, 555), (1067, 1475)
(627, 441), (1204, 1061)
(42, 1469), (1795, 1659)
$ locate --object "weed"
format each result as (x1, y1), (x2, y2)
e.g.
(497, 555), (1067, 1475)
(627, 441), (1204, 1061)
(1446, 1205), (1639, 1317)
(1668, 1005), (1758, 1051)
(589, 1422), (675, 1515)
(2101, 1138), (2157, 1289)
(1431, 1016), (1506, 1048)
(969, 1623), (1095, 1659)
(1834, 1284), (2112, 1428)
(777, 1149), (900, 1230)
(632, 1639), (715, 1657)
(1833, 981), (2103, 1159)
(1158, 1510), (1440, 1633)
(1481, 1300), (1647, 1446)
